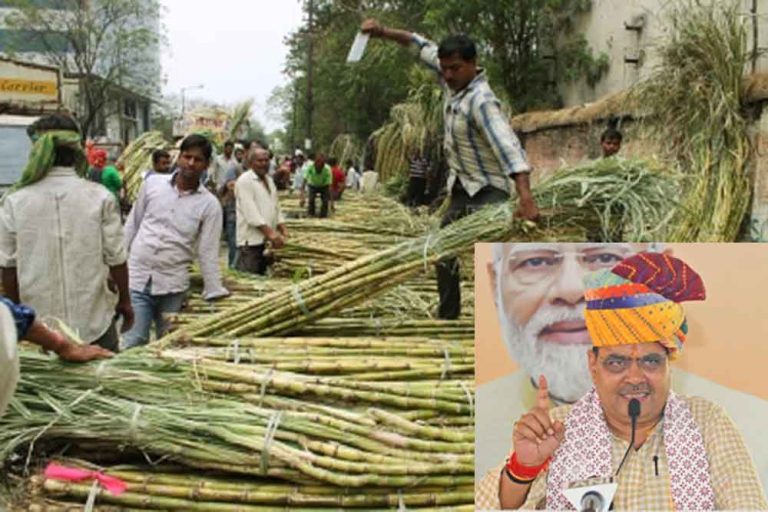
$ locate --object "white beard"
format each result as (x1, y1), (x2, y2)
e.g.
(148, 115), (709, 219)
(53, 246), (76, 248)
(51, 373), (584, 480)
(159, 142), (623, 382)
(496, 286), (594, 403)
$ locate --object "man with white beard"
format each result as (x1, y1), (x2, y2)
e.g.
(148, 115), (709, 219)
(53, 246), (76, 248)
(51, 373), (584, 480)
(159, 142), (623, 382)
(491, 243), (639, 403)
(475, 243), (768, 495)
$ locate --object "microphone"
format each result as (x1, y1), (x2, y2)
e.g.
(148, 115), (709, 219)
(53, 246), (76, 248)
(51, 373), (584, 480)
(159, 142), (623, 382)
(567, 401), (639, 512)
(580, 490), (605, 512)
(614, 398), (641, 479)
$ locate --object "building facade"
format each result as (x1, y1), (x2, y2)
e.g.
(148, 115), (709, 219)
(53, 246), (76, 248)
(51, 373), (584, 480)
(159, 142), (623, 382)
(560, 0), (768, 106)
(0, 0), (160, 146)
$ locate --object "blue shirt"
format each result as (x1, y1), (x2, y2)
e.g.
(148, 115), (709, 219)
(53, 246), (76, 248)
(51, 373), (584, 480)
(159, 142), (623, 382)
(0, 296), (35, 338)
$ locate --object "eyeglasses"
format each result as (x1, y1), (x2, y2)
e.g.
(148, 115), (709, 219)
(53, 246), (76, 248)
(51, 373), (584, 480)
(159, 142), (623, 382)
(504, 247), (633, 285)
(601, 354), (668, 374)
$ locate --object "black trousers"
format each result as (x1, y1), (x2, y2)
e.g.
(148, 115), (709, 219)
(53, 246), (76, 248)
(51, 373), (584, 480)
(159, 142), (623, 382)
(406, 176), (427, 207)
(308, 185), (330, 218)
(436, 183), (509, 320)
(93, 318), (119, 352)
(236, 244), (271, 275)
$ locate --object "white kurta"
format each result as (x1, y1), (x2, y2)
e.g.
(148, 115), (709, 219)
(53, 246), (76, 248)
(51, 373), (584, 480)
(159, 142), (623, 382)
(234, 172), (285, 247)
(0, 167), (126, 342)
(0, 301), (20, 418)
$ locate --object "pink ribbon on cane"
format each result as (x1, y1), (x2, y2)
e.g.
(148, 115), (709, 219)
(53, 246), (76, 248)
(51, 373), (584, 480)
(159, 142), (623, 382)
(44, 463), (128, 495)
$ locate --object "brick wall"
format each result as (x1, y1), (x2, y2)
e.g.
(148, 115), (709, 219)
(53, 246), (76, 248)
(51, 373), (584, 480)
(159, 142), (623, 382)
(519, 119), (660, 185)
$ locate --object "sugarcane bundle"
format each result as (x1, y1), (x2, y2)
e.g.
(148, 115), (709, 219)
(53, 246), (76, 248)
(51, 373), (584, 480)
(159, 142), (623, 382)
(372, 80), (443, 183)
(175, 276), (473, 326)
(634, 0), (750, 241)
(118, 131), (170, 202)
(228, 99), (254, 141)
(293, 318), (474, 339)
(26, 457), (475, 510)
(328, 134), (362, 168)
(372, 103), (425, 182)
(28, 462), (475, 510)
(160, 157), (680, 344)
(185, 257), (472, 323)
(280, 192), (431, 235)
(2, 351), (474, 491)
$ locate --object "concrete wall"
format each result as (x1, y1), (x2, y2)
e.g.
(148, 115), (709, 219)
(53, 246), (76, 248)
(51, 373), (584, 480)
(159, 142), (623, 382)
(562, 0), (768, 106)
(521, 118), (656, 186)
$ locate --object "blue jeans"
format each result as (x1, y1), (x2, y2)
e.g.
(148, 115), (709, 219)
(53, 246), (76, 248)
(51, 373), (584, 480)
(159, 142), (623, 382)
(225, 211), (238, 269)
(121, 281), (187, 350)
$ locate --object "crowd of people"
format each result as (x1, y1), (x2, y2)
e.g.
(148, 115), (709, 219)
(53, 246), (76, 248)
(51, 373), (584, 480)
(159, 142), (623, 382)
(0, 111), (377, 367)
(0, 114), (233, 360)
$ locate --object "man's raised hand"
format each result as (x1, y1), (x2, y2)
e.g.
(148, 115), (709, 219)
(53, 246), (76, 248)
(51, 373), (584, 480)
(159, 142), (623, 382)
(512, 375), (565, 466)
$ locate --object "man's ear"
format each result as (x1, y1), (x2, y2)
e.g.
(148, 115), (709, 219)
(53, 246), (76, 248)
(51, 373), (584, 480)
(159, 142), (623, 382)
(587, 348), (598, 376)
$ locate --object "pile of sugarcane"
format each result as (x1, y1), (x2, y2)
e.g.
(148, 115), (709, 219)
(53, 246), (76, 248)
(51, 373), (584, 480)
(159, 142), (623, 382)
(4, 154), (687, 510)
(4, 341), (474, 510)
(328, 134), (363, 169)
(634, 0), (751, 241)
(274, 193), (436, 277)
(177, 278), (475, 324)
(118, 131), (171, 202)
(161, 157), (680, 345)
(228, 100), (254, 141)
(372, 78), (444, 183)
(25, 458), (473, 511)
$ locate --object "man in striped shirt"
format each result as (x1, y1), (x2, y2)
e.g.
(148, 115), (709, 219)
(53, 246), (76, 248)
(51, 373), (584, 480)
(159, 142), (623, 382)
(362, 20), (539, 319)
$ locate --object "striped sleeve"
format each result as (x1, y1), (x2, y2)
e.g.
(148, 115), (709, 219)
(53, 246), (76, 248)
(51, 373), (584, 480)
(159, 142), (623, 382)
(411, 33), (441, 75)
(472, 96), (532, 176)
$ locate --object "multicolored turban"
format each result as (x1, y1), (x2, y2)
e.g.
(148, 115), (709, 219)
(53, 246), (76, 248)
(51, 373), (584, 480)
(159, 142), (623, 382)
(583, 252), (705, 358)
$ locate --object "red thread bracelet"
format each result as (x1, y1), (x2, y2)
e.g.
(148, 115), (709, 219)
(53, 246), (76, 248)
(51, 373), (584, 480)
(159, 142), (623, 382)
(506, 452), (550, 481)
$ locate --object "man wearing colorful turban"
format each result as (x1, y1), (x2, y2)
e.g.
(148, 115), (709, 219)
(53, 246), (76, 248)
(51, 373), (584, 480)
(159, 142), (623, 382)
(0, 114), (134, 352)
(477, 252), (766, 510)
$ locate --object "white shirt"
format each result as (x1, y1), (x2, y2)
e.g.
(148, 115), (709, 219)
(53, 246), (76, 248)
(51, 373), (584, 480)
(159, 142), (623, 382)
(0, 167), (126, 342)
(361, 170), (379, 193)
(211, 154), (237, 190)
(124, 173), (228, 300)
(0, 302), (19, 418)
(235, 171), (285, 247)
(346, 167), (361, 190)
(292, 160), (313, 191)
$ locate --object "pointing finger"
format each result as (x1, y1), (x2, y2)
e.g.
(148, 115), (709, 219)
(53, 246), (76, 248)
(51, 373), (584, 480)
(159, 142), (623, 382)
(536, 374), (552, 410)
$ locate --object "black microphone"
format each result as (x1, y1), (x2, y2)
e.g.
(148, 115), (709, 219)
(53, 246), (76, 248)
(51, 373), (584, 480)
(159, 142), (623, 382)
(614, 398), (641, 480)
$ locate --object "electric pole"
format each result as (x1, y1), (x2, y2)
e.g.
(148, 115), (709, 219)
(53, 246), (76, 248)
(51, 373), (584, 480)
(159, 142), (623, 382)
(305, 0), (315, 151)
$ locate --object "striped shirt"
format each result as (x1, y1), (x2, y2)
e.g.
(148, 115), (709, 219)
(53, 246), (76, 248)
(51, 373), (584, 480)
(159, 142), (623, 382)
(412, 34), (532, 198)
(475, 395), (767, 510)
(408, 156), (429, 178)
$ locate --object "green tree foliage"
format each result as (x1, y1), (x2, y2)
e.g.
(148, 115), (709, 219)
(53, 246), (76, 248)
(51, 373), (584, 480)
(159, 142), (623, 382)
(3, 0), (163, 138)
(275, 0), (608, 152)
(423, 0), (609, 110)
